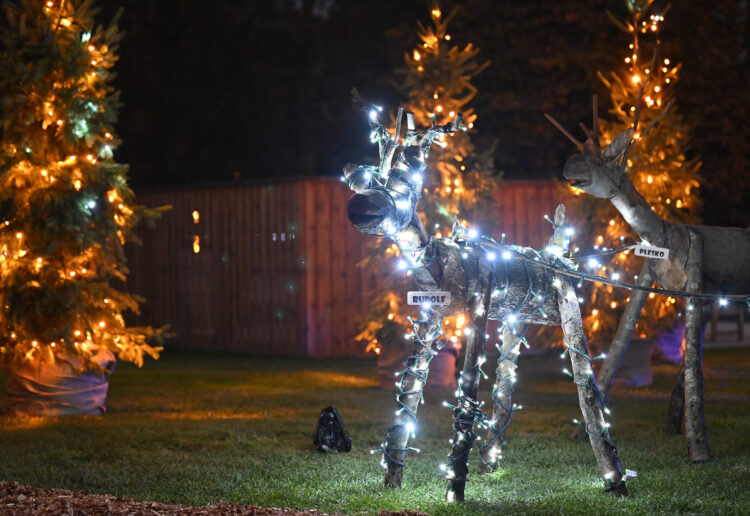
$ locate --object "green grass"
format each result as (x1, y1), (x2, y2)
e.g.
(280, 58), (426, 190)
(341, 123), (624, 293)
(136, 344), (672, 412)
(1, 347), (749, 515)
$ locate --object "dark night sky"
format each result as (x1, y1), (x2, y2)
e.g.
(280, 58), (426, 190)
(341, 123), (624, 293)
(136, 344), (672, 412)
(92, 0), (748, 226)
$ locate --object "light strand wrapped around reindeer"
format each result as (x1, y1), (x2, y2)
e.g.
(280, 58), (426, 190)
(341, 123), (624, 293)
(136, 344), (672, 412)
(342, 95), (632, 502)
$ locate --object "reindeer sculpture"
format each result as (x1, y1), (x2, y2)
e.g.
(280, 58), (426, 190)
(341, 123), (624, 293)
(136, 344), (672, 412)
(556, 107), (750, 463)
(343, 96), (630, 502)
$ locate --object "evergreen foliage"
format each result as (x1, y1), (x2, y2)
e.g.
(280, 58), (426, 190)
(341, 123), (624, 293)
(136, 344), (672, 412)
(358, 5), (497, 355)
(566, 0), (701, 348)
(0, 0), (166, 370)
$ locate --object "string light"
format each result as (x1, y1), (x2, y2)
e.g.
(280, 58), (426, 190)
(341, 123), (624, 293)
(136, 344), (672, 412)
(0, 0), (167, 375)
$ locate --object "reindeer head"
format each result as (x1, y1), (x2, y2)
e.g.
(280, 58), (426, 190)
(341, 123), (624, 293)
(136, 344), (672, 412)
(344, 98), (461, 240)
(547, 100), (634, 199)
(344, 145), (424, 237)
(563, 129), (633, 199)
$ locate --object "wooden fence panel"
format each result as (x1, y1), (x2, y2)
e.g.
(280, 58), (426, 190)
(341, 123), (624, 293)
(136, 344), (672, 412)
(125, 179), (560, 357)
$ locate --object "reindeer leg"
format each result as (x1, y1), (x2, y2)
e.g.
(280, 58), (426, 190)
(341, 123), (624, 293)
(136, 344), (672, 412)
(683, 229), (711, 462)
(380, 310), (443, 488)
(444, 259), (493, 502)
(666, 361), (685, 434)
(478, 324), (526, 473)
(573, 262), (653, 441)
(555, 273), (628, 496)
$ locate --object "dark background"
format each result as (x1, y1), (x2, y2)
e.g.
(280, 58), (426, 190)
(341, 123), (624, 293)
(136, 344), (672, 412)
(93, 0), (748, 226)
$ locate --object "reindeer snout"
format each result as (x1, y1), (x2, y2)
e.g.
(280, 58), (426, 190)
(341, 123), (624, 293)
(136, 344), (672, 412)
(347, 190), (399, 235)
(562, 154), (591, 188)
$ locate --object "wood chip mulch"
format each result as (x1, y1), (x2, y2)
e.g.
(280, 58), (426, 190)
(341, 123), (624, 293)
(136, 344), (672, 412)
(0, 481), (429, 516)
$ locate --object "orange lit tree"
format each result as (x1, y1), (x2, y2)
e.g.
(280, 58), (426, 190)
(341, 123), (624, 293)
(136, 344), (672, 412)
(565, 0), (700, 353)
(359, 5), (496, 358)
(0, 0), (165, 382)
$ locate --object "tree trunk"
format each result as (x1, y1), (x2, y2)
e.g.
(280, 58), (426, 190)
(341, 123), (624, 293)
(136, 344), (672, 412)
(555, 273), (627, 496)
(479, 324), (524, 472)
(383, 314), (443, 488)
(572, 262), (652, 440)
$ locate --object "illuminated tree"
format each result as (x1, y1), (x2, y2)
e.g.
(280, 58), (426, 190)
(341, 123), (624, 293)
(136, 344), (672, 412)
(565, 0), (700, 351)
(0, 0), (165, 377)
(359, 5), (496, 358)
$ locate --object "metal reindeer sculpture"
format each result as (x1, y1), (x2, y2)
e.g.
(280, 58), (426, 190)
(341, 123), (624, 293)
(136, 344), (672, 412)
(556, 108), (750, 463)
(343, 96), (630, 502)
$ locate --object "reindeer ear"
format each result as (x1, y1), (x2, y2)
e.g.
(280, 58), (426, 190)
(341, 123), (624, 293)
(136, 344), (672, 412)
(602, 128), (634, 161)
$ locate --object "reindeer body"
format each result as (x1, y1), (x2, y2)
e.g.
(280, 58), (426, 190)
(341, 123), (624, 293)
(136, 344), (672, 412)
(344, 102), (628, 501)
(404, 238), (563, 326)
(566, 151), (750, 294)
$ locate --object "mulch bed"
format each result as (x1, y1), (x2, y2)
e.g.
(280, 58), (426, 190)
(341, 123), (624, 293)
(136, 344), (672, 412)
(0, 481), (428, 516)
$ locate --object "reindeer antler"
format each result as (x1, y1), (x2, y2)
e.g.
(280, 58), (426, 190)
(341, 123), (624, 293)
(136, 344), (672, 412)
(544, 113), (584, 152)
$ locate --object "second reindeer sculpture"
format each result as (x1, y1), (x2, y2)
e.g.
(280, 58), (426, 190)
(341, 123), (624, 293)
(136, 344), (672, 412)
(343, 95), (631, 502)
(559, 109), (750, 463)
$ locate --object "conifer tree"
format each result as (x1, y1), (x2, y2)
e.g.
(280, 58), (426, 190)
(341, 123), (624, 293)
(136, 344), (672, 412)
(566, 0), (701, 349)
(0, 0), (165, 371)
(359, 5), (496, 356)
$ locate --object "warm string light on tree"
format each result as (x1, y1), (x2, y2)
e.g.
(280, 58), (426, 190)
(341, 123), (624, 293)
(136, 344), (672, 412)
(565, 0), (701, 350)
(357, 4), (496, 358)
(0, 0), (166, 371)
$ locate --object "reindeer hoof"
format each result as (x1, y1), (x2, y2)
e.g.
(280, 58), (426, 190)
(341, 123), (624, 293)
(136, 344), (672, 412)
(604, 481), (629, 497)
(384, 467), (402, 488)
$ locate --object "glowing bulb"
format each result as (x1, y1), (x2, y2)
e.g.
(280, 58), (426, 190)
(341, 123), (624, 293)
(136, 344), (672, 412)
(502, 251), (511, 260)
(486, 252), (496, 261)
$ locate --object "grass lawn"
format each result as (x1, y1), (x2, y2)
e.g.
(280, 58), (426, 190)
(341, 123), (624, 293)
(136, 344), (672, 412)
(1, 346), (749, 515)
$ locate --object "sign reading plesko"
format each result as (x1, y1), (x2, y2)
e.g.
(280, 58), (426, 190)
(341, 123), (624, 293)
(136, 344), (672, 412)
(407, 291), (451, 306)
(634, 244), (669, 260)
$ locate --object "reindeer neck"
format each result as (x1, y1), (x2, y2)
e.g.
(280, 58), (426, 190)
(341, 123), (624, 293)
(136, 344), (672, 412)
(609, 173), (667, 246)
(392, 224), (428, 256)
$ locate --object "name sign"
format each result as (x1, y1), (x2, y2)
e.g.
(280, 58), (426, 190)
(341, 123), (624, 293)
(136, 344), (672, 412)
(634, 244), (669, 260)
(407, 291), (452, 306)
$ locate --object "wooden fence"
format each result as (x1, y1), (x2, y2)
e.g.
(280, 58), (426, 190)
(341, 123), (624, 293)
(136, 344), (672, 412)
(125, 178), (561, 357)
